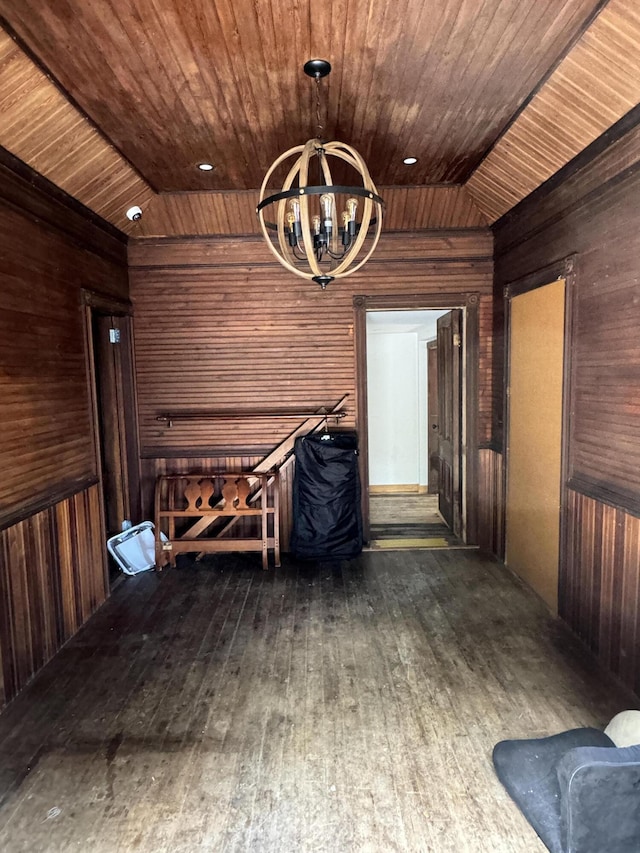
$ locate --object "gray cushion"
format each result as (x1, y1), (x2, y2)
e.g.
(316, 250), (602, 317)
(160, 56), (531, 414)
(493, 728), (614, 853)
(557, 743), (640, 853)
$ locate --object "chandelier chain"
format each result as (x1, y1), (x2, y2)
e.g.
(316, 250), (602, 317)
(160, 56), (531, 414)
(315, 77), (323, 140)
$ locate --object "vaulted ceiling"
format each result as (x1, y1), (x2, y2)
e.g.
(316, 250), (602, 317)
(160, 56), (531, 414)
(0, 0), (638, 236)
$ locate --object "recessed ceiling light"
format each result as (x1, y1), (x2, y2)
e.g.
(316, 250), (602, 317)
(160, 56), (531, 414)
(403, 156), (418, 165)
(198, 163), (214, 171)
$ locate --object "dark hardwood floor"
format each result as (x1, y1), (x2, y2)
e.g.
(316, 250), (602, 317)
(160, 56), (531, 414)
(0, 550), (635, 851)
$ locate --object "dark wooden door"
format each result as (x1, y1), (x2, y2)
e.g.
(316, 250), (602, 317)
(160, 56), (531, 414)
(436, 310), (463, 535)
(91, 312), (140, 536)
(427, 339), (439, 493)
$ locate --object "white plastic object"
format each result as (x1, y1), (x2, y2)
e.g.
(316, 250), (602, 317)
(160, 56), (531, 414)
(126, 205), (142, 221)
(605, 710), (640, 746)
(107, 521), (165, 576)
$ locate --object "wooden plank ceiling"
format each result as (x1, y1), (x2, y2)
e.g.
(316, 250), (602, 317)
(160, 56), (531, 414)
(0, 28), (154, 229)
(0, 0), (638, 234)
(467, 0), (640, 221)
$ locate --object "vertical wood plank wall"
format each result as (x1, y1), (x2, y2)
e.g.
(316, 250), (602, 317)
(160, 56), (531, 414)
(493, 114), (640, 692)
(0, 150), (128, 709)
(129, 230), (494, 538)
(563, 490), (640, 693)
(0, 485), (107, 706)
(477, 448), (504, 557)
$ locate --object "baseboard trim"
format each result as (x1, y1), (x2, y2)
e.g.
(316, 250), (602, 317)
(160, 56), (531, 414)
(370, 484), (421, 494)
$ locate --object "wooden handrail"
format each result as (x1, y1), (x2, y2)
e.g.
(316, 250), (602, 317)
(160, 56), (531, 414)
(156, 408), (347, 426)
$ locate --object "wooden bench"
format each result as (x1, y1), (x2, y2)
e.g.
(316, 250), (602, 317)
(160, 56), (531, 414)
(154, 472), (280, 570)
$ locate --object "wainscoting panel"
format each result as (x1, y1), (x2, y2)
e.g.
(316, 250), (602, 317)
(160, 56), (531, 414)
(0, 150), (128, 529)
(477, 448), (504, 559)
(562, 489), (640, 694)
(0, 484), (107, 709)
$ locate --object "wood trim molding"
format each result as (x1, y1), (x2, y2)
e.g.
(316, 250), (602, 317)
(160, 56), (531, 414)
(0, 146), (127, 248)
(140, 446), (274, 460)
(355, 292), (481, 311)
(0, 476), (100, 532)
(504, 255), (576, 300)
(478, 439), (503, 453)
(558, 263), (578, 615)
(354, 297), (370, 539)
(81, 290), (133, 314)
(567, 475), (640, 520)
(495, 159), (640, 259)
(369, 485), (422, 494)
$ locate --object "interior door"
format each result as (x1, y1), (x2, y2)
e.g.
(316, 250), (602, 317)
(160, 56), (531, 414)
(436, 310), (463, 535)
(505, 279), (565, 612)
(91, 311), (140, 535)
(427, 339), (439, 493)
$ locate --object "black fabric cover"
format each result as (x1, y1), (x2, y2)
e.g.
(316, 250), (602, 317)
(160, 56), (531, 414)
(492, 728), (614, 853)
(290, 432), (362, 560)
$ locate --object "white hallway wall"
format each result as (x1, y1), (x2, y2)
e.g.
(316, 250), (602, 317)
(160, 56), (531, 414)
(366, 311), (448, 487)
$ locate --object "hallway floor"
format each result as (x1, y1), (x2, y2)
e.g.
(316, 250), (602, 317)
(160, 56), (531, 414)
(0, 550), (633, 852)
(369, 493), (463, 547)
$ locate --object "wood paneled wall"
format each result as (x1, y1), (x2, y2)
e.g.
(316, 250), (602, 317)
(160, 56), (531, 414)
(493, 114), (640, 691)
(129, 230), (494, 528)
(0, 148), (129, 528)
(0, 149), (127, 706)
(0, 484), (107, 708)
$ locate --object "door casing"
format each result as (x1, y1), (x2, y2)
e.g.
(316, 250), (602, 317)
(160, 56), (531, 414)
(502, 255), (576, 611)
(427, 339), (439, 493)
(354, 293), (480, 544)
(83, 291), (141, 540)
(436, 310), (463, 537)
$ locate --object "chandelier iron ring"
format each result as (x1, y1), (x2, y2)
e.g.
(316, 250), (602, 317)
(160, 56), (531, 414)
(256, 186), (384, 220)
(257, 136), (384, 289)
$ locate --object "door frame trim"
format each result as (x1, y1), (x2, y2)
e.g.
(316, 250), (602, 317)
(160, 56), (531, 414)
(354, 292), (480, 544)
(82, 290), (142, 540)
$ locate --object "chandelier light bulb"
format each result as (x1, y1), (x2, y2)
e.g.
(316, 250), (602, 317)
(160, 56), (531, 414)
(289, 197), (301, 222)
(320, 193), (333, 220)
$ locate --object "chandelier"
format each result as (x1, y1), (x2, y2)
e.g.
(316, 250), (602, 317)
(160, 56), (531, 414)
(257, 59), (384, 289)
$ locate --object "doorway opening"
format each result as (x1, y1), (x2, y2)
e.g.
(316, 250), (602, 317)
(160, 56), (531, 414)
(366, 310), (456, 546)
(354, 294), (480, 549)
